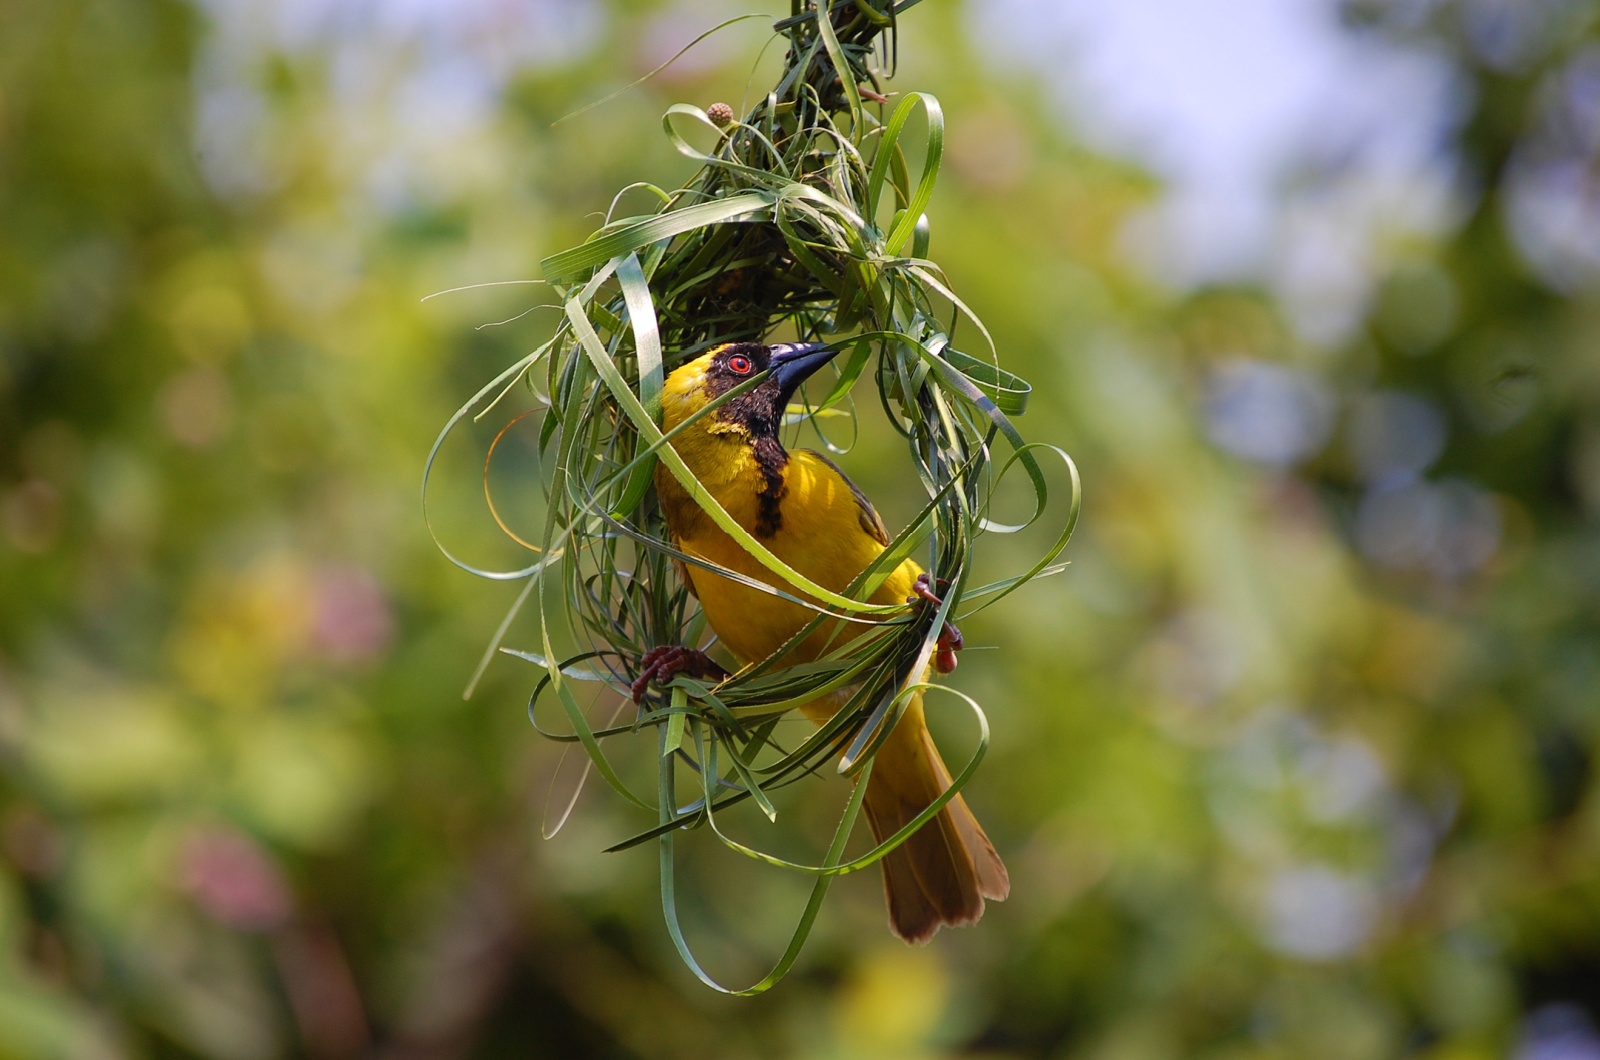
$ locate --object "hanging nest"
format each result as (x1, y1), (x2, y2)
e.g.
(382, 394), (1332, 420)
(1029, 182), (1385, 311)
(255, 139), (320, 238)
(427, 0), (1078, 993)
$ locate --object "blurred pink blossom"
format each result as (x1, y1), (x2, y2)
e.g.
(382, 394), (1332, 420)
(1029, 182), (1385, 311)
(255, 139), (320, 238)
(311, 566), (394, 664)
(179, 826), (293, 932)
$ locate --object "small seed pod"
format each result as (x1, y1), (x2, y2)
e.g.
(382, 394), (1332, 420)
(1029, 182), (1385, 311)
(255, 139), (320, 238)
(706, 101), (735, 128)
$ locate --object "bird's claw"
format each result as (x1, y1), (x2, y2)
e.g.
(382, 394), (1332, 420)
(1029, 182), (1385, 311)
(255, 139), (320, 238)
(908, 573), (964, 674)
(908, 571), (945, 606)
(631, 646), (727, 704)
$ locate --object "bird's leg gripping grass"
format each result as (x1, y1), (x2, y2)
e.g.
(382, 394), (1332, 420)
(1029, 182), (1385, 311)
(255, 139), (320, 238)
(909, 572), (964, 675)
(631, 645), (729, 704)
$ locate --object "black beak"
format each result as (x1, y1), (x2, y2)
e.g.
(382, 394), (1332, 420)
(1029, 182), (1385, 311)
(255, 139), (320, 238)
(767, 342), (840, 400)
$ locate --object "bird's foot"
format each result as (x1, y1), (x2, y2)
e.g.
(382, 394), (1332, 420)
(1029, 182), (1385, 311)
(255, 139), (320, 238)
(631, 646), (727, 704)
(908, 573), (965, 674)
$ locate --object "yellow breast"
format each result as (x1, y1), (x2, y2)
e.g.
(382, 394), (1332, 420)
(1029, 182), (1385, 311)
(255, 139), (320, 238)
(657, 446), (920, 667)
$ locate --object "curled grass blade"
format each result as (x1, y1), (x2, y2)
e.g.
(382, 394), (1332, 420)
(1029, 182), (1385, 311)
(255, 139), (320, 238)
(540, 192), (775, 283)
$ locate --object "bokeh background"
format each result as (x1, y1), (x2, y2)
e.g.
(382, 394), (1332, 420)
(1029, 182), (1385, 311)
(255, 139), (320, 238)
(4, 0), (1600, 1056)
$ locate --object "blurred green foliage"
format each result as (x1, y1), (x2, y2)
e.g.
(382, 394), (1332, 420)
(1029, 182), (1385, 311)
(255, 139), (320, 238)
(1, 1), (1598, 1057)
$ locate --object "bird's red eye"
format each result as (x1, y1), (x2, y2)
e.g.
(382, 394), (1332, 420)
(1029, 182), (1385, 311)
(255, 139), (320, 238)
(728, 354), (752, 375)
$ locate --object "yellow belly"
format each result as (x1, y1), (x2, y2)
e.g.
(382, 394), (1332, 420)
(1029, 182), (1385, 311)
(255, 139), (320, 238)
(676, 451), (921, 666)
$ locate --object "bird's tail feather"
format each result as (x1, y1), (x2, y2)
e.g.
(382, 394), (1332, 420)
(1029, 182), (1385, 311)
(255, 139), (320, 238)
(860, 697), (1009, 944)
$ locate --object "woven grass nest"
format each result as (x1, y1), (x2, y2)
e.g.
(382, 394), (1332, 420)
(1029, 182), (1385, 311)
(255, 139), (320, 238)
(428, 0), (1078, 992)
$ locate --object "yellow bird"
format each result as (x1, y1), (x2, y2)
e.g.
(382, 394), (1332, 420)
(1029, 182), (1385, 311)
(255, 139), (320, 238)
(639, 340), (1009, 944)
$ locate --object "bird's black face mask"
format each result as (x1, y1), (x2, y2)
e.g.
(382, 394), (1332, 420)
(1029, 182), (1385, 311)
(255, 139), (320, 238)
(704, 341), (839, 439)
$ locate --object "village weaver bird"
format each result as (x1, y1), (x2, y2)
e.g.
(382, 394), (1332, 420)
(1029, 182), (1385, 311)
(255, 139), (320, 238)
(638, 340), (1009, 944)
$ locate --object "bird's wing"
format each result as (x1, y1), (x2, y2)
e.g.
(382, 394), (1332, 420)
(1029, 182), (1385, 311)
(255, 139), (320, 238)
(796, 449), (891, 547)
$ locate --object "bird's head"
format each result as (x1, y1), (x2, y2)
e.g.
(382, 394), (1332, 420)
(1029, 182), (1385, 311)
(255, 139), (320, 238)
(660, 341), (840, 438)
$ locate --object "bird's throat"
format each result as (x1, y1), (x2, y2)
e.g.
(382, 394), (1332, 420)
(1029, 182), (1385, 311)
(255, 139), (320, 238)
(654, 419), (791, 542)
(750, 435), (788, 538)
